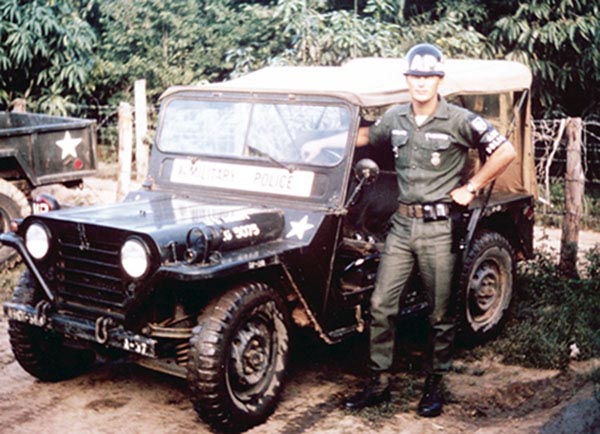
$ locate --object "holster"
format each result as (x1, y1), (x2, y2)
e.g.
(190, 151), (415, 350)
(450, 205), (469, 254)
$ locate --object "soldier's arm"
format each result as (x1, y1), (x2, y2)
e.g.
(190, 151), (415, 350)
(301, 126), (370, 161)
(450, 140), (516, 205)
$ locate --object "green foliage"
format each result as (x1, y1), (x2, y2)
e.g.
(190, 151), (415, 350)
(0, 0), (97, 115)
(2, 0), (599, 119)
(268, 2), (404, 66)
(487, 0), (600, 117)
(490, 247), (600, 369)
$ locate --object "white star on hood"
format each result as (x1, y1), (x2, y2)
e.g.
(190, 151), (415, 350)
(56, 131), (82, 159)
(286, 215), (314, 240)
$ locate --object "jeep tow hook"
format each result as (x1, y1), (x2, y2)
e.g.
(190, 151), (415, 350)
(94, 317), (115, 344)
(33, 300), (51, 327)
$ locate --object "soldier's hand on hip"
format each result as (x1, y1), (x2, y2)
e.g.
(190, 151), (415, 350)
(450, 186), (475, 206)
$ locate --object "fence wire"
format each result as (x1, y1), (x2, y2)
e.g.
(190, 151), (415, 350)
(533, 117), (600, 226)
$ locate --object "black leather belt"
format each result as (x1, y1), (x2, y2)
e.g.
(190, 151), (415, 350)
(397, 202), (450, 221)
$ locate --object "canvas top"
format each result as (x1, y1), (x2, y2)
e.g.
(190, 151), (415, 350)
(162, 58), (532, 107)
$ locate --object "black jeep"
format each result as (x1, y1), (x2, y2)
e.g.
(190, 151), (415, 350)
(2, 58), (536, 432)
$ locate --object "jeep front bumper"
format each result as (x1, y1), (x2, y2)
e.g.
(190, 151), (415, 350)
(4, 301), (158, 358)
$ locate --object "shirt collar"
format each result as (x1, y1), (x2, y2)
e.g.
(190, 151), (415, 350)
(433, 96), (450, 120)
(398, 95), (450, 120)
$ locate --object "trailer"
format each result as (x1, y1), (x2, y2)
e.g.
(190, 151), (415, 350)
(0, 111), (97, 261)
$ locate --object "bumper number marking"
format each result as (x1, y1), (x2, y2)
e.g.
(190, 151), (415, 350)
(124, 337), (152, 356)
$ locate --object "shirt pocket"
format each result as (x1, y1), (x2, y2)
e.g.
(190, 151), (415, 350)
(421, 133), (452, 169)
(391, 129), (409, 163)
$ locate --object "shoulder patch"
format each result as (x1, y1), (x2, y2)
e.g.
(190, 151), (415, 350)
(470, 116), (488, 134)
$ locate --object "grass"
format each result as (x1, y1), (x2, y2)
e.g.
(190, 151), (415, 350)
(488, 246), (600, 369)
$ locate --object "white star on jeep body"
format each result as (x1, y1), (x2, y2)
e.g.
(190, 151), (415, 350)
(56, 131), (82, 159)
(286, 215), (314, 240)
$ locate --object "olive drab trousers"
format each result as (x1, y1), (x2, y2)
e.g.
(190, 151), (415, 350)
(369, 212), (457, 374)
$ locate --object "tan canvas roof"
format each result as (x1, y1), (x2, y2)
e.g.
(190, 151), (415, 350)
(162, 58), (532, 107)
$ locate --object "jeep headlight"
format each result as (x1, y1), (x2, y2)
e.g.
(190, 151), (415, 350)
(25, 222), (50, 260)
(120, 238), (149, 279)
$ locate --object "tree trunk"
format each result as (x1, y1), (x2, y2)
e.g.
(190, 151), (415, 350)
(559, 117), (584, 278)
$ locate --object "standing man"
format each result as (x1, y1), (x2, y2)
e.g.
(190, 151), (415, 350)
(343, 43), (517, 417)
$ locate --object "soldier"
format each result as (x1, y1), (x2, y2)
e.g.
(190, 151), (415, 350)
(341, 43), (517, 416)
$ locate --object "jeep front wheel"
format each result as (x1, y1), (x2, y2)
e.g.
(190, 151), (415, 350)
(187, 281), (290, 432)
(457, 231), (515, 341)
(8, 271), (96, 381)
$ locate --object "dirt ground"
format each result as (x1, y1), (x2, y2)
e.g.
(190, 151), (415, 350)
(1, 172), (600, 434)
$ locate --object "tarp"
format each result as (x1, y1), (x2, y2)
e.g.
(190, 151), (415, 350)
(162, 58), (532, 108)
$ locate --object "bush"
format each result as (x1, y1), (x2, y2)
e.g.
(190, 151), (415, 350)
(490, 246), (600, 369)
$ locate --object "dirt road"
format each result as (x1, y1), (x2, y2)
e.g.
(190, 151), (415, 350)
(1, 174), (599, 433)
(0, 312), (598, 434)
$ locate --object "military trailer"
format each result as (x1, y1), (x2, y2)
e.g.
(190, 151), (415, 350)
(2, 59), (535, 432)
(0, 111), (97, 260)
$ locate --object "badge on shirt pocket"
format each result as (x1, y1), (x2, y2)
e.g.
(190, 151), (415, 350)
(424, 132), (452, 167)
(391, 129), (408, 159)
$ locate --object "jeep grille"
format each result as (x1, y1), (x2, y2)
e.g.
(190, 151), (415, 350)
(55, 227), (127, 320)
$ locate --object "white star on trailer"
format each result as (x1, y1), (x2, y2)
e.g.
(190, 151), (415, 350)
(285, 215), (314, 240)
(56, 131), (82, 159)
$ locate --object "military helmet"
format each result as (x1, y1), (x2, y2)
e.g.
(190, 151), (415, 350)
(404, 43), (445, 77)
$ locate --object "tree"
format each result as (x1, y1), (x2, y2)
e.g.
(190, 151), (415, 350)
(93, 0), (288, 103)
(487, 0), (600, 117)
(0, 0), (97, 115)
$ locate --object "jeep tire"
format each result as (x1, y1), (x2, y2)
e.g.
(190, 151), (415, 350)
(0, 179), (30, 264)
(8, 271), (96, 381)
(187, 281), (290, 432)
(457, 231), (515, 342)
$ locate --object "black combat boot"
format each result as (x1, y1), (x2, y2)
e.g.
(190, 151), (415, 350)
(344, 372), (391, 410)
(417, 373), (444, 417)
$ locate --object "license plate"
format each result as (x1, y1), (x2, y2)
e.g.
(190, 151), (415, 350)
(123, 335), (155, 357)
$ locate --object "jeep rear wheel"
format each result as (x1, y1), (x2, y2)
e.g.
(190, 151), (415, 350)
(8, 271), (96, 381)
(457, 231), (515, 342)
(187, 281), (290, 432)
(0, 179), (30, 264)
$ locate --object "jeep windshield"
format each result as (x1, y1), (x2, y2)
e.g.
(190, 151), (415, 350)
(157, 99), (351, 167)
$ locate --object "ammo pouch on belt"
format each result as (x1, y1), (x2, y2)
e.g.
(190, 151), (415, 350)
(450, 205), (469, 254)
(422, 203), (450, 222)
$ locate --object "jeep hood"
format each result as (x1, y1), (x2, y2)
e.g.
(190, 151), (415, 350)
(31, 191), (323, 264)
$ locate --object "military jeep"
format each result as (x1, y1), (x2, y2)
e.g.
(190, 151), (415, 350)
(2, 58), (535, 432)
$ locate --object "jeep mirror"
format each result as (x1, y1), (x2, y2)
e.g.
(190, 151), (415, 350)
(345, 159), (380, 208)
(354, 158), (379, 184)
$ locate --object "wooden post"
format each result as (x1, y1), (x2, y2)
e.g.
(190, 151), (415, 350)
(559, 117), (584, 277)
(11, 98), (27, 113)
(117, 102), (133, 201)
(134, 80), (149, 182)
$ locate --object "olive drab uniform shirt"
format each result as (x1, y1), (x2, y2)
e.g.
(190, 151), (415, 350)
(368, 97), (507, 204)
